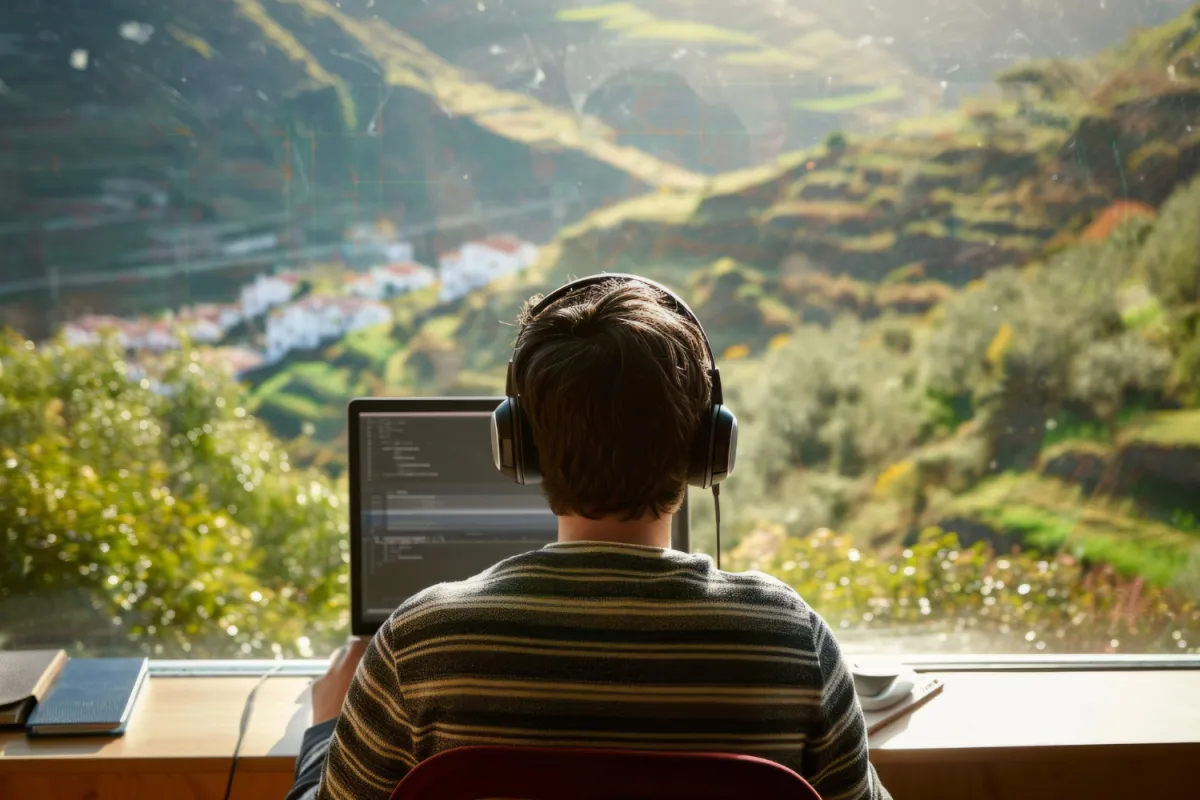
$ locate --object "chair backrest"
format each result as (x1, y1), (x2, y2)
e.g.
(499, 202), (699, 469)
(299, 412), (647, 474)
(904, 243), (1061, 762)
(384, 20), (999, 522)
(389, 745), (822, 800)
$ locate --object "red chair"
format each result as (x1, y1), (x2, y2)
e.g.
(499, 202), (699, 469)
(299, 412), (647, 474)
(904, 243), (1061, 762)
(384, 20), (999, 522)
(389, 745), (822, 799)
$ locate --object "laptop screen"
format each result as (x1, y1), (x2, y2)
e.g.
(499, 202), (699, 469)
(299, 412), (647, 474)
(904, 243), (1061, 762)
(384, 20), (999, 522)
(349, 398), (692, 635)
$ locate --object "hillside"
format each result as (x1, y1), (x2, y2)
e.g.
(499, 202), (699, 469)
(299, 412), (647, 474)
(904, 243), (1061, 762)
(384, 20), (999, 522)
(248, 6), (1200, 599)
(4, 1), (1193, 341)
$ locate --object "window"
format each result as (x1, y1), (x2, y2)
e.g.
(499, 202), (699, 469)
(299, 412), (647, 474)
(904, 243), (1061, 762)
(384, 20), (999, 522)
(2, 2), (1198, 660)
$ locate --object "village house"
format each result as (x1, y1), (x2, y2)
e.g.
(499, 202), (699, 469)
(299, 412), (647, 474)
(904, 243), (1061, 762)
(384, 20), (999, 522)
(62, 314), (138, 349)
(346, 262), (437, 300)
(240, 271), (302, 319)
(177, 303), (243, 344)
(203, 346), (266, 380)
(142, 319), (179, 352)
(265, 296), (392, 363)
(437, 234), (538, 302)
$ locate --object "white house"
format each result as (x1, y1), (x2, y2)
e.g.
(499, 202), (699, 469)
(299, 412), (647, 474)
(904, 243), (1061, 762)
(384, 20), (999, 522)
(376, 262), (436, 295)
(265, 296), (392, 363)
(240, 272), (302, 319)
(142, 320), (180, 352)
(438, 234), (538, 302)
(62, 315), (137, 348)
(203, 346), (266, 379)
(180, 316), (223, 344)
(178, 303), (242, 343)
(347, 262), (437, 300)
(479, 234), (539, 266)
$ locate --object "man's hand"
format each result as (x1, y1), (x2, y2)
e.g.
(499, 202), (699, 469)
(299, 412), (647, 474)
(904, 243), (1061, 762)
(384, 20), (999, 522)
(311, 637), (371, 725)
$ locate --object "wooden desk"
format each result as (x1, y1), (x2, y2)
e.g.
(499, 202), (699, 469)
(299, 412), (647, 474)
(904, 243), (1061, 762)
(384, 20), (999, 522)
(2, 671), (1198, 800)
(0, 677), (261, 800)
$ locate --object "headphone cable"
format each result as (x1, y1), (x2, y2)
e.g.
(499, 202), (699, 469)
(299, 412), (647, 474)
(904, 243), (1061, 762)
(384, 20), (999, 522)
(222, 663), (285, 800)
(712, 484), (721, 571)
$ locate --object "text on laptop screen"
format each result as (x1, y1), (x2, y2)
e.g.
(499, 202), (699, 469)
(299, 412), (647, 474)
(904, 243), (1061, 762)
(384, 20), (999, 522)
(357, 410), (557, 624)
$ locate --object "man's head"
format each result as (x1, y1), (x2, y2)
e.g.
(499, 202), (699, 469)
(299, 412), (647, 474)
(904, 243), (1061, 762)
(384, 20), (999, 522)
(511, 278), (712, 521)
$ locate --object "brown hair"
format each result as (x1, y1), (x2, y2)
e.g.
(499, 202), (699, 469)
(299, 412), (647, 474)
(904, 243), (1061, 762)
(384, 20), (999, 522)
(511, 278), (712, 520)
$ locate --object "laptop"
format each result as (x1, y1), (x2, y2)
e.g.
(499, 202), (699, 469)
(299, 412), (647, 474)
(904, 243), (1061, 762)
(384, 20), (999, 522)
(348, 397), (691, 636)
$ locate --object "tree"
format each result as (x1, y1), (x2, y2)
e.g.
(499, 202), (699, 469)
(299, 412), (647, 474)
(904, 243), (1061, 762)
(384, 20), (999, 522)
(0, 333), (348, 657)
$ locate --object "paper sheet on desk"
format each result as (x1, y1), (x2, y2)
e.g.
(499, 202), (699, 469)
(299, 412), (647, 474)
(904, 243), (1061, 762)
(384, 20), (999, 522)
(864, 676), (944, 735)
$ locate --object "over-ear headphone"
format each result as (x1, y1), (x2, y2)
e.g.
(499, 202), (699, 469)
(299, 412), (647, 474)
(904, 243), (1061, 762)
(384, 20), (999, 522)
(490, 273), (738, 489)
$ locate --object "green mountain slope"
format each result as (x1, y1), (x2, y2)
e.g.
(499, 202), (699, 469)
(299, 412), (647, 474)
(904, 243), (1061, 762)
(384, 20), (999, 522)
(248, 7), (1200, 596)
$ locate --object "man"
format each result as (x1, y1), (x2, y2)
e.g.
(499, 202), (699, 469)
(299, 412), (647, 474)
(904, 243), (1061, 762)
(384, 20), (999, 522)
(287, 277), (890, 800)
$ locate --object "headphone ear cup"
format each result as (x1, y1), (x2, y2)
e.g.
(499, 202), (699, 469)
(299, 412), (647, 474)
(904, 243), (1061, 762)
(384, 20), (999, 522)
(688, 404), (738, 489)
(491, 399), (520, 482)
(708, 405), (738, 486)
(687, 406), (717, 489)
(512, 397), (542, 485)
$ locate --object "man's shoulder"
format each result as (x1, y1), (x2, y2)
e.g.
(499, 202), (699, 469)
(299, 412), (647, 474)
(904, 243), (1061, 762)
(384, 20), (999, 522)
(710, 567), (815, 615)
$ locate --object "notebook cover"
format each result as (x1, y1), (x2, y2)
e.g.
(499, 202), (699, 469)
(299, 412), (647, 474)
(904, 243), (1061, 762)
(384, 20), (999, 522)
(0, 649), (68, 728)
(864, 675), (944, 736)
(25, 658), (149, 737)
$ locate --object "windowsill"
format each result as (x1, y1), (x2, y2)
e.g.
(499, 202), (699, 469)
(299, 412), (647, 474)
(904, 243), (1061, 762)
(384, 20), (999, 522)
(145, 652), (1200, 677)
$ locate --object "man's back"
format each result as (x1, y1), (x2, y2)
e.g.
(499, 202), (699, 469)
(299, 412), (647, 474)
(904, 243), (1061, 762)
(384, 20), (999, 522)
(310, 541), (889, 800)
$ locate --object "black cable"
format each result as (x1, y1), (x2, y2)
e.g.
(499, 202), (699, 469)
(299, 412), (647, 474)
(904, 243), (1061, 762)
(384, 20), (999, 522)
(222, 663), (285, 800)
(712, 484), (721, 571)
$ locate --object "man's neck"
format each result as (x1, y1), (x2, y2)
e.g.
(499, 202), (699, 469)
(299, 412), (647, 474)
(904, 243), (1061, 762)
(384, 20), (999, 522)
(557, 512), (672, 549)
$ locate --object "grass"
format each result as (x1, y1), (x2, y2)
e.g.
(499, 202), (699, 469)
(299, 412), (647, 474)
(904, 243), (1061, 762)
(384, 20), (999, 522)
(1043, 416), (1112, 449)
(1120, 410), (1200, 448)
(258, 390), (325, 422)
(286, 361), (351, 403)
(720, 50), (816, 71)
(559, 190), (700, 238)
(338, 323), (398, 367)
(1040, 438), (1114, 464)
(419, 315), (462, 343)
(792, 86), (905, 113)
(761, 200), (874, 224)
(558, 3), (779, 48)
(942, 473), (1199, 586)
(556, 3), (928, 101)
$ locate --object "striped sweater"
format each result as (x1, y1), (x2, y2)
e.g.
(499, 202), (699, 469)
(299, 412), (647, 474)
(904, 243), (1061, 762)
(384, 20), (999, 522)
(287, 541), (891, 800)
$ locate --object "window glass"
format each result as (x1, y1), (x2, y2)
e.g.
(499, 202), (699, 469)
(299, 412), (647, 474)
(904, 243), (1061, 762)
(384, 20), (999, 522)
(2, 1), (1199, 659)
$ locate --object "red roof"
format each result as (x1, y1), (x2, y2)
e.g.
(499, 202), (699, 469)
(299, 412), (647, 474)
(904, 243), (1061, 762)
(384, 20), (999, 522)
(382, 262), (430, 276)
(480, 234), (524, 254)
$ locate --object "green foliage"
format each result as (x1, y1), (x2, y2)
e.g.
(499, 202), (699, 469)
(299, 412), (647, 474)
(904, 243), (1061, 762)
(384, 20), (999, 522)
(1139, 174), (1200, 307)
(1067, 332), (1173, 422)
(737, 528), (1200, 654)
(733, 317), (927, 489)
(0, 333), (348, 657)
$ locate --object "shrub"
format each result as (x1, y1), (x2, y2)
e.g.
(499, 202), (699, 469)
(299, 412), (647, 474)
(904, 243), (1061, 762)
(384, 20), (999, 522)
(735, 527), (1200, 655)
(1139, 173), (1200, 307)
(0, 333), (348, 658)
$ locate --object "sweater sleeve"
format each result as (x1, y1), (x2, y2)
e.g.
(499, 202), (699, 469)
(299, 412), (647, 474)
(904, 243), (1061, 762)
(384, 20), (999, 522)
(800, 612), (892, 800)
(284, 626), (418, 800)
(314, 626), (418, 799)
(284, 718), (338, 800)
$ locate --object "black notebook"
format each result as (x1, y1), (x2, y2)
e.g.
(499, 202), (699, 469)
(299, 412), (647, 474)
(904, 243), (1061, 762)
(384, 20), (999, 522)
(25, 658), (149, 737)
(0, 649), (68, 728)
